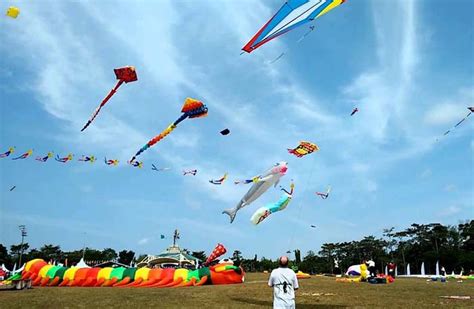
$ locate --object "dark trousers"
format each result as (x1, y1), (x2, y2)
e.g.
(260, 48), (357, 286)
(369, 266), (376, 277)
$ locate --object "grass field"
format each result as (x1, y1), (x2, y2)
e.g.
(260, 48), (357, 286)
(2, 274), (473, 308)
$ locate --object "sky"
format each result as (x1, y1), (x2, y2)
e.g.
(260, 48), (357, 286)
(0, 0), (473, 260)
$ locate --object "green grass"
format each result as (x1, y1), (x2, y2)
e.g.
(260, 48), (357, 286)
(2, 274), (473, 308)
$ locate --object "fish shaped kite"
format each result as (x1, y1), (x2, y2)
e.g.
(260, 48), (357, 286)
(151, 164), (170, 172)
(316, 185), (331, 199)
(350, 107), (359, 116)
(129, 98), (208, 162)
(104, 157), (119, 166)
(78, 155), (96, 163)
(223, 162), (288, 223)
(183, 169), (197, 176)
(36, 152), (54, 162)
(438, 107), (474, 140)
(12, 149), (33, 160)
(129, 160), (143, 168)
(6, 7), (20, 18)
(55, 153), (74, 163)
(242, 0), (346, 53)
(250, 181), (294, 225)
(288, 141), (319, 157)
(0, 147), (15, 158)
(204, 244), (227, 266)
(81, 66), (138, 131)
(210, 173), (228, 185)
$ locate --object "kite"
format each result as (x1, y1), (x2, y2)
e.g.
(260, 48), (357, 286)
(267, 24), (316, 64)
(250, 181), (294, 225)
(183, 169), (197, 176)
(288, 141), (319, 157)
(81, 66), (138, 131)
(104, 157), (119, 166)
(310, 225), (316, 228)
(242, 0), (346, 53)
(160, 234), (165, 239)
(129, 160), (143, 168)
(151, 164), (170, 172)
(78, 155), (96, 163)
(204, 244), (227, 266)
(9, 186), (16, 191)
(6, 7), (20, 18)
(12, 149), (33, 160)
(209, 173), (228, 185)
(0, 147), (15, 158)
(234, 176), (261, 185)
(223, 161), (288, 223)
(316, 185), (331, 199)
(438, 107), (474, 140)
(35, 152), (54, 162)
(220, 128), (230, 135)
(129, 98), (208, 162)
(351, 108), (359, 116)
(55, 153), (74, 163)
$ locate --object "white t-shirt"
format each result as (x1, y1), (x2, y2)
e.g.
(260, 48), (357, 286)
(268, 267), (299, 309)
(368, 260), (375, 267)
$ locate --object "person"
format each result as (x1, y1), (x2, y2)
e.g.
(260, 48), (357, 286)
(388, 261), (396, 278)
(268, 256), (299, 309)
(367, 259), (376, 278)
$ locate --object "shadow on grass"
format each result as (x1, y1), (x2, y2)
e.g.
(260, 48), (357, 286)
(230, 297), (347, 308)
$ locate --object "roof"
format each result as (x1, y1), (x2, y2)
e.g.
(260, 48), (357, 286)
(137, 245), (200, 268)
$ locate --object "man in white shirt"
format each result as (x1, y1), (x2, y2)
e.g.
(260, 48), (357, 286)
(367, 259), (376, 278)
(268, 256), (299, 309)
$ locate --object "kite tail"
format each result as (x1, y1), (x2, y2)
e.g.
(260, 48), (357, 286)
(130, 124), (176, 162)
(81, 80), (124, 132)
(222, 208), (237, 224)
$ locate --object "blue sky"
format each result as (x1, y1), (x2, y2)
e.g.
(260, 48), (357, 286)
(0, 0), (472, 260)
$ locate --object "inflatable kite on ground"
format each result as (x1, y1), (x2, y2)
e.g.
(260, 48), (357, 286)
(438, 107), (474, 140)
(350, 108), (359, 116)
(204, 244), (227, 266)
(316, 185), (331, 199)
(36, 152), (53, 162)
(183, 169), (197, 176)
(0, 147), (15, 158)
(223, 162), (288, 223)
(129, 160), (143, 168)
(21, 259), (244, 288)
(220, 128), (230, 135)
(6, 7), (20, 18)
(78, 156), (96, 163)
(81, 66), (138, 131)
(104, 158), (119, 166)
(55, 153), (73, 163)
(250, 181), (294, 225)
(12, 149), (33, 160)
(209, 173), (228, 185)
(129, 98), (208, 162)
(288, 141), (319, 157)
(151, 164), (170, 172)
(242, 0), (346, 53)
(296, 271), (311, 279)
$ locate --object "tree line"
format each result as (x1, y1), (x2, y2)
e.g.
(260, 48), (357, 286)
(1, 221), (472, 274)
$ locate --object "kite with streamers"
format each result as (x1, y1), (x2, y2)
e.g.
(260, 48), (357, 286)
(129, 98), (208, 162)
(205, 244), (227, 266)
(55, 153), (74, 163)
(250, 182), (294, 225)
(351, 108), (359, 116)
(6, 7), (20, 18)
(183, 169), (197, 176)
(209, 173), (228, 185)
(78, 155), (96, 163)
(151, 164), (170, 172)
(242, 0), (346, 53)
(438, 107), (474, 140)
(104, 157), (119, 166)
(316, 185), (331, 199)
(36, 152), (54, 162)
(288, 141), (319, 157)
(129, 160), (143, 168)
(12, 149), (33, 160)
(81, 66), (138, 131)
(0, 147), (15, 158)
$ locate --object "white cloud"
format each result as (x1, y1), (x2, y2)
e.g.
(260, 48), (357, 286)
(443, 184), (456, 192)
(138, 238), (149, 245)
(420, 168), (432, 179)
(438, 206), (461, 217)
(424, 103), (468, 126)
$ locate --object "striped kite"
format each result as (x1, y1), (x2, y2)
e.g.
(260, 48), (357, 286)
(129, 160), (143, 168)
(250, 182), (294, 225)
(129, 98), (208, 162)
(242, 0), (346, 53)
(0, 147), (15, 158)
(55, 153), (74, 163)
(12, 149), (33, 160)
(78, 155), (96, 163)
(183, 169), (197, 176)
(104, 157), (119, 166)
(81, 66), (138, 131)
(36, 152), (54, 162)
(210, 173), (228, 185)
(151, 164), (170, 172)
(316, 185), (331, 199)
(288, 141), (319, 157)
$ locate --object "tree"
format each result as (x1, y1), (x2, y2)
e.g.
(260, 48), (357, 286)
(191, 251), (207, 262)
(232, 250), (243, 266)
(101, 248), (118, 261)
(10, 243), (29, 264)
(39, 244), (62, 262)
(118, 250), (135, 265)
(0, 244), (11, 268)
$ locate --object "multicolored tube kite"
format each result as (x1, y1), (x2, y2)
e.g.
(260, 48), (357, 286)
(21, 259), (244, 288)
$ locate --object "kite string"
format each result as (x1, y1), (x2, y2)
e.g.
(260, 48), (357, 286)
(286, 157), (318, 254)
